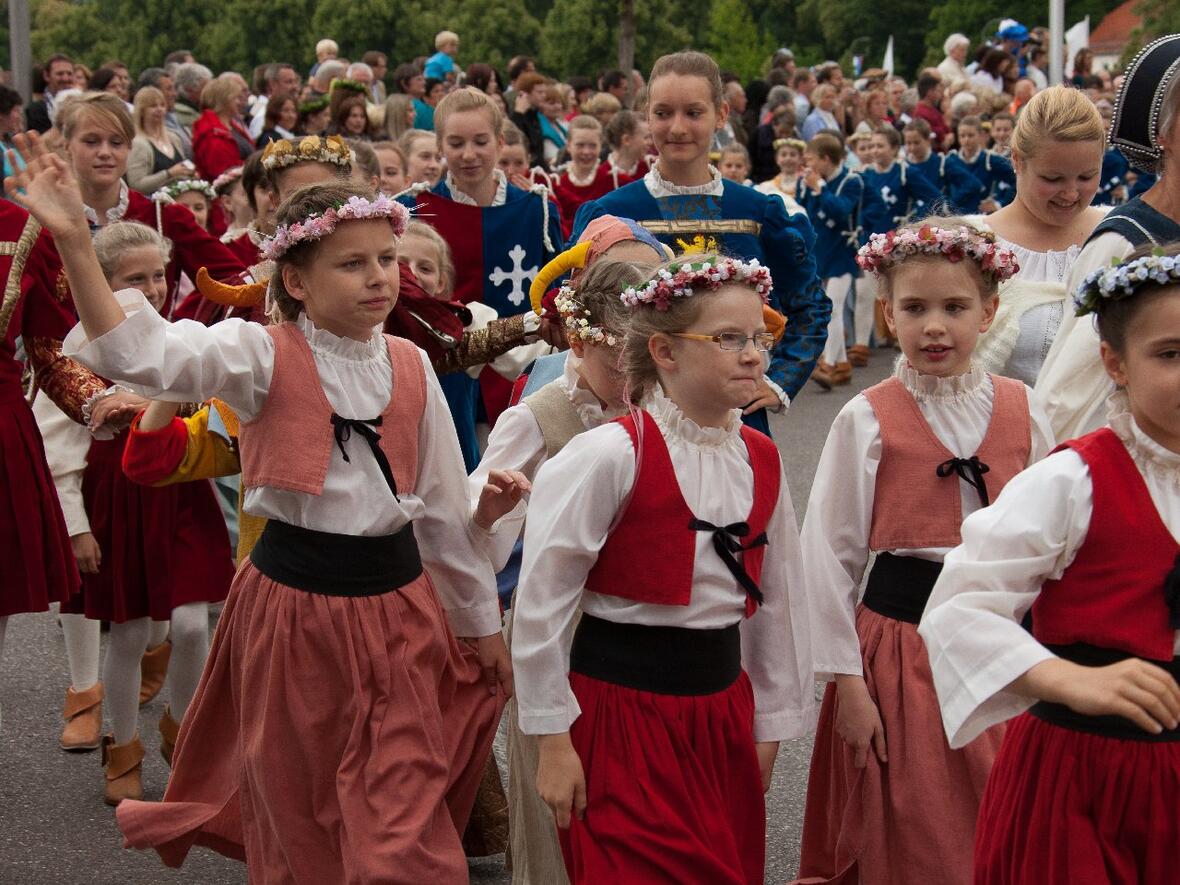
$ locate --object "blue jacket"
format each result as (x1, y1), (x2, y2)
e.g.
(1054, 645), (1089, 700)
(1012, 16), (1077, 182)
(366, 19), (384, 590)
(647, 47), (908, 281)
(1093, 146), (1129, 205)
(571, 177), (830, 400)
(954, 149), (1016, 211)
(860, 161), (943, 232)
(909, 152), (986, 215)
(795, 166), (864, 278)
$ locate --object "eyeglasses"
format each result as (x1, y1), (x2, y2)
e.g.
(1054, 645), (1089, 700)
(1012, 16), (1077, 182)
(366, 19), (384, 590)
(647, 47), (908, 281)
(670, 331), (775, 353)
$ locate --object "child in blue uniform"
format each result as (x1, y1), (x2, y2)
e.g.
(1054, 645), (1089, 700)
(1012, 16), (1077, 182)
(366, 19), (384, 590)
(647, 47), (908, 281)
(903, 119), (985, 216)
(953, 116), (1015, 212)
(863, 128), (943, 229)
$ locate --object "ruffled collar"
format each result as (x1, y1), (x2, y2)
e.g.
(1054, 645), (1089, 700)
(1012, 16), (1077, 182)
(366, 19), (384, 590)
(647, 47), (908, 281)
(557, 353), (622, 428)
(1106, 391), (1180, 487)
(564, 165), (598, 188)
(645, 162), (723, 198)
(894, 358), (989, 403)
(643, 384), (742, 449)
(296, 312), (385, 363)
(445, 168), (508, 207)
(84, 180), (130, 228)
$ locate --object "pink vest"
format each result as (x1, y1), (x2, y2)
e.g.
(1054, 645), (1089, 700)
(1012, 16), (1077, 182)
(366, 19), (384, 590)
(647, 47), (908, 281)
(864, 374), (1030, 550)
(239, 322), (425, 496)
(583, 410), (781, 618)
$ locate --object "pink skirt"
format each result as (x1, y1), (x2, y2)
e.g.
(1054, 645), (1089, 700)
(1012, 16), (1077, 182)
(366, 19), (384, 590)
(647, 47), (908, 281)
(794, 605), (1004, 885)
(116, 560), (504, 883)
(975, 712), (1180, 884)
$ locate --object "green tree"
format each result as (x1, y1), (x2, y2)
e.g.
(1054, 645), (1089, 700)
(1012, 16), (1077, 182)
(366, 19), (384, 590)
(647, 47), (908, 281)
(703, 0), (776, 81)
(539, 0), (689, 79)
(1128, 0), (1180, 60)
(442, 0), (542, 72)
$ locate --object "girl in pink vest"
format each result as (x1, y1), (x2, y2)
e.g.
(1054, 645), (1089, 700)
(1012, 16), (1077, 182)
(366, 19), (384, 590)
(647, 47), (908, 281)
(921, 243), (1180, 884)
(10, 134), (511, 883)
(511, 254), (816, 885)
(794, 218), (1055, 885)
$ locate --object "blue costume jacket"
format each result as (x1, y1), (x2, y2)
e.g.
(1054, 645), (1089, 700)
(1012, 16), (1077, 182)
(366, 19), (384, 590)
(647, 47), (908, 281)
(1094, 147), (1130, 206)
(909, 152), (986, 215)
(795, 166), (864, 278)
(860, 161), (943, 232)
(953, 148), (1016, 211)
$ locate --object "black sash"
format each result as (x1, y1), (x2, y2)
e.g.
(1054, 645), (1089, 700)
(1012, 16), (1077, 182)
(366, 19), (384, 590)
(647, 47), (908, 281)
(861, 552), (944, 625)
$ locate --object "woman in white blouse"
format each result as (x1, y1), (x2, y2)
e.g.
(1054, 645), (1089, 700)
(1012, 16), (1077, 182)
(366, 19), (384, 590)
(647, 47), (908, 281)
(970, 86), (1107, 389)
(126, 86), (192, 195)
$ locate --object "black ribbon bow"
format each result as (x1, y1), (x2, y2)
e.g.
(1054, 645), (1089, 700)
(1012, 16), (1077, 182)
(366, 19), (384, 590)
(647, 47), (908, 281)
(1164, 553), (1180, 630)
(688, 518), (768, 608)
(937, 455), (991, 508)
(330, 413), (400, 501)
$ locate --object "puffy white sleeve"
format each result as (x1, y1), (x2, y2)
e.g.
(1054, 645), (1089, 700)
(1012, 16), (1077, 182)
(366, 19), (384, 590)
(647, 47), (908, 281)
(31, 393), (92, 538)
(919, 448), (1092, 748)
(1027, 389), (1057, 465)
(467, 403), (548, 571)
(62, 288), (273, 421)
(511, 423), (634, 735)
(413, 350), (503, 637)
(741, 463), (817, 741)
(800, 396), (880, 680)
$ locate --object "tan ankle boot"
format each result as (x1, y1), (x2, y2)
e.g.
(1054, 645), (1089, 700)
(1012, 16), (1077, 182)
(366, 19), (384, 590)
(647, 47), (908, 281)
(159, 706), (180, 767)
(847, 344), (870, 367)
(101, 734), (145, 806)
(831, 361), (853, 385)
(811, 359), (835, 391)
(139, 639), (171, 706)
(61, 683), (104, 752)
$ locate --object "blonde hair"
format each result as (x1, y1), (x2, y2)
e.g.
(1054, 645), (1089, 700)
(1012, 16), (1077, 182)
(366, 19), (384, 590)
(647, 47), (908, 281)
(648, 51), (724, 109)
(93, 221), (172, 280)
(402, 220), (454, 296)
(720, 142), (750, 164)
(382, 93), (416, 140)
(569, 259), (644, 343)
(132, 86), (166, 136)
(581, 92), (621, 118)
(434, 87), (503, 140)
(58, 91), (134, 143)
(200, 77), (241, 113)
(567, 114), (602, 138)
(435, 30), (459, 49)
(1012, 85), (1105, 159)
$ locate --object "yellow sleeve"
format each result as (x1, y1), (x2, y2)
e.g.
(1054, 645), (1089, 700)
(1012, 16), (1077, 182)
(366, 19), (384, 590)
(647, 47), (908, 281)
(154, 402), (242, 486)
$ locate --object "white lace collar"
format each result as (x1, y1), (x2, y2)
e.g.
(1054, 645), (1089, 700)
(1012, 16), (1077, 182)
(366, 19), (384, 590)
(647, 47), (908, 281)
(1106, 391), (1180, 489)
(643, 383), (742, 449)
(564, 165), (599, 188)
(644, 162), (724, 199)
(296, 312), (385, 363)
(84, 180), (130, 227)
(556, 352), (622, 429)
(894, 358), (989, 403)
(445, 168), (508, 207)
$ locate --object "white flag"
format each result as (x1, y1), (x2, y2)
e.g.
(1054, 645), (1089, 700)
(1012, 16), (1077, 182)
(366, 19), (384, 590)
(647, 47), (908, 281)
(1065, 17), (1090, 77)
(883, 36), (894, 76)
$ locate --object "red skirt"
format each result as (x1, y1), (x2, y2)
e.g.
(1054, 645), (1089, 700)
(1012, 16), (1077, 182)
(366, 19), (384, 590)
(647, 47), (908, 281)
(62, 431), (233, 622)
(116, 561), (504, 882)
(0, 389), (78, 616)
(559, 670), (765, 885)
(794, 605), (1004, 885)
(975, 711), (1180, 884)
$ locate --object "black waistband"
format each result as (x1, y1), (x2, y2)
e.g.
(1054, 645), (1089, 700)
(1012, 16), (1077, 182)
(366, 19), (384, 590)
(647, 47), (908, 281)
(249, 520), (422, 596)
(861, 553), (943, 625)
(569, 614), (741, 696)
(1030, 643), (1180, 743)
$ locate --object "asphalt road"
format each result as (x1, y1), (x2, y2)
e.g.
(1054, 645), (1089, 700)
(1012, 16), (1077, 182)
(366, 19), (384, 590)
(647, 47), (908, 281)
(0, 350), (894, 885)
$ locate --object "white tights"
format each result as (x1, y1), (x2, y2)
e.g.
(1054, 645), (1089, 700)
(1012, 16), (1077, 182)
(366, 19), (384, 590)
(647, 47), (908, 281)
(103, 604), (208, 743)
(854, 274), (878, 346)
(822, 274), (853, 364)
(61, 612), (169, 693)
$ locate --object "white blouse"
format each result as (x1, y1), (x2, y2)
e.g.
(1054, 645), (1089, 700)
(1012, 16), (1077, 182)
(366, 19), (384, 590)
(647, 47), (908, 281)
(510, 385), (815, 742)
(62, 290), (501, 638)
(920, 394), (1180, 749)
(802, 362), (1055, 681)
(468, 353), (620, 571)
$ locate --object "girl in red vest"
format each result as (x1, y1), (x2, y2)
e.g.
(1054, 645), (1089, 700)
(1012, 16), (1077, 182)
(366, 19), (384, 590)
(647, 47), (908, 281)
(9, 136), (511, 882)
(511, 253), (816, 885)
(794, 218), (1055, 885)
(921, 243), (1180, 884)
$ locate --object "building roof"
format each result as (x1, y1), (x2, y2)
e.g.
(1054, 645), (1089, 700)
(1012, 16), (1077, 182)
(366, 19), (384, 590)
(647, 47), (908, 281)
(1090, 0), (1143, 56)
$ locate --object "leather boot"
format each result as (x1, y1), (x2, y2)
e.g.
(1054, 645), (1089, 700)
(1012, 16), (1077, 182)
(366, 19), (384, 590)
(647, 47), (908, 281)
(831, 361), (854, 385)
(810, 359), (835, 391)
(847, 344), (870, 367)
(158, 706), (180, 767)
(139, 639), (171, 706)
(61, 683), (104, 752)
(101, 734), (145, 806)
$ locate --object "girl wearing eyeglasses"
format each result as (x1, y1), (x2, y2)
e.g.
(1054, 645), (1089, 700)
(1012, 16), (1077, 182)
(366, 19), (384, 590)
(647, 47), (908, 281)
(510, 254), (815, 885)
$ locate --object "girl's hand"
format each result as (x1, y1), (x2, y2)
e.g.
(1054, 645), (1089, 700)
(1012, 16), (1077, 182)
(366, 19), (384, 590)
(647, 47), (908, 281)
(537, 732), (587, 828)
(168, 162), (193, 180)
(70, 532), (101, 573)
(1022, 657), (1180, 735)
(89, 391), (150, 433)
(137, 399), (183, 433)
(834, 674), (888, 767)
(755, 741), (779, 792)
(474, 469), (531, 529)
(462, 632), (514, 698)
(743, 378), (783, 415)
(509, 171), (534, 191)
(4, 132), (89, 240)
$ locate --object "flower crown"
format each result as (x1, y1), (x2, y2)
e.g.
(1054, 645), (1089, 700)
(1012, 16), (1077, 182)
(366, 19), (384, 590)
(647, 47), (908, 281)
(329, 78), (369, 96)
(261, 135), (352, 171)
(621, 257), (772, 311)
(856, 224), (1020, 283)
(1074, 251), (1180, 316)
(261, 194), (410, 261)
(151, 179), (216, 203)
(555, 285), (619, 346)
(212, 166), (243, 193)
(299, 96), (329, 115)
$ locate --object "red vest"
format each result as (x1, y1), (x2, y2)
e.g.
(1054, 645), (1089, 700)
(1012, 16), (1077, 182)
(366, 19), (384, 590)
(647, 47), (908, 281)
(1032, 428), (1179, 662)
(583, 410), (781, 617)
(864, 374), (1031, 550)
